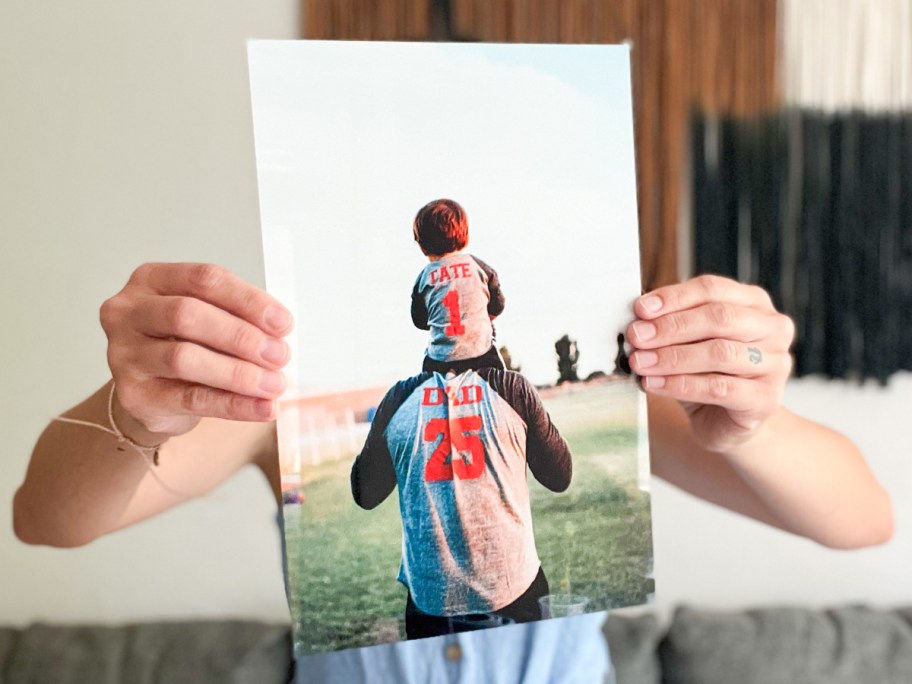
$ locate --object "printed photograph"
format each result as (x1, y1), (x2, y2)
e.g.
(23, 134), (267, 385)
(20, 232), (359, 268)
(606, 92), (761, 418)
(248, 40), (654, 656)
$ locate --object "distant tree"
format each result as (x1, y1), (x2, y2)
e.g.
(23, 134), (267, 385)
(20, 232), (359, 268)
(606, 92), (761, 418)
(555, 334), (580, 385)
(499, 346), (521, 373)
(613, 332), (632, 375)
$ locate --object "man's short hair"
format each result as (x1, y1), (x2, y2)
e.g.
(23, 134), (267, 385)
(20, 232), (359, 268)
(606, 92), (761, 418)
(413, 199), (469, 256)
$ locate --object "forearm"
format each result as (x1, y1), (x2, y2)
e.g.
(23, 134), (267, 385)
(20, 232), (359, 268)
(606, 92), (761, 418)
(350, 451), (396, 509)
(14, 382), (155, 547)
(351, 426), (396, 509)
(649, 395), (893, 549)
(526, 433), (572, 492)
(722, 407), (892, 548)
(15, 382), (271, 547)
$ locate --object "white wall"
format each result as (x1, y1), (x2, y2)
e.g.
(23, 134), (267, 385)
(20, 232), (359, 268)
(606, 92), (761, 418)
(1, 1), (909, 629)
(651, 374), (912, 617)
(0, 1), (299, 625)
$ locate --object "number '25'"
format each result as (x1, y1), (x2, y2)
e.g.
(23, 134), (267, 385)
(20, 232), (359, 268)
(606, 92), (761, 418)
(423, 416), (484, 482)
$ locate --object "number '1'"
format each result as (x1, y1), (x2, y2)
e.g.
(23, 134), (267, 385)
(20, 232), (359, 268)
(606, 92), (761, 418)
(442, 290), (465, 336)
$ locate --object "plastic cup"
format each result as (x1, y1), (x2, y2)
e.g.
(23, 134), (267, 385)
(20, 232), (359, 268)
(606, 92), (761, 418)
(538, 594), (589, 618)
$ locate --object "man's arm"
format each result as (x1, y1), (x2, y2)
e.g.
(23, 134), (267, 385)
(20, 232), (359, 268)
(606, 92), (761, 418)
(350, 378), (424, 510)
(648, 395), (892, 549)
(350, 423), (397, 510)
(13, 263), (293, 547)
(350, 400), (395, 510)
(631, 276), (893, 549)
(14, 384), (275, 547)
(481, 369), (571, 492)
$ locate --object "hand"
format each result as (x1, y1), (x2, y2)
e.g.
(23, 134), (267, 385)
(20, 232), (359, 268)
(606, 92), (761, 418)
(100, 263), (294, 437)
(627, 275), (794, 453)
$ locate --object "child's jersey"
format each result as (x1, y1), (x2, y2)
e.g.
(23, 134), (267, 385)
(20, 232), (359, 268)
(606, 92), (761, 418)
(351, 368), (572, 616)
(411, 253), (505, 362)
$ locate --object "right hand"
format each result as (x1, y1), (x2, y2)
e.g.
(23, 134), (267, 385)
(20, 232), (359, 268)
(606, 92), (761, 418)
(99, 263), (294, 438)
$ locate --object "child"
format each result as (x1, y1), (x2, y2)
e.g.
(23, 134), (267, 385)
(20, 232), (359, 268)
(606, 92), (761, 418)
(411, 199), (506, 374)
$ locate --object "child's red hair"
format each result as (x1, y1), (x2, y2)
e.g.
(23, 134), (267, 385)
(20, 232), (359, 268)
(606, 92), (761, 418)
(413, 199), (469, 256)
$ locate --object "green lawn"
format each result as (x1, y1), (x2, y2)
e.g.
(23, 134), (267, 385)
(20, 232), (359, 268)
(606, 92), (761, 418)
(285, 380), (653, 656)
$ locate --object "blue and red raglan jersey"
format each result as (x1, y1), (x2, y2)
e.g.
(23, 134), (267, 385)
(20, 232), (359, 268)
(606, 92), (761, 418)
(351, 368), (572, 616)
(411, 253), (505, 362)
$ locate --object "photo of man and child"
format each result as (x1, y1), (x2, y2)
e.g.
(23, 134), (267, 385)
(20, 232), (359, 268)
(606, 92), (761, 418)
(353, 198), (578, 639)
(249, 40), (652, 656)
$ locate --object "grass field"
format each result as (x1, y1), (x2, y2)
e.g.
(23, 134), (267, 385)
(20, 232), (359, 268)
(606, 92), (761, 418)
(284, 379), (653, 656)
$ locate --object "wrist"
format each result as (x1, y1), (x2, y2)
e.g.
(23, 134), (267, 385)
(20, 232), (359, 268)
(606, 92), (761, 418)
(718, 412), (780, 464)
(109, 382), (171, 448)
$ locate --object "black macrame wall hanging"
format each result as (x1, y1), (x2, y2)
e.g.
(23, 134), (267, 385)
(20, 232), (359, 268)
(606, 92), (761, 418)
(692, 111), (912, 385)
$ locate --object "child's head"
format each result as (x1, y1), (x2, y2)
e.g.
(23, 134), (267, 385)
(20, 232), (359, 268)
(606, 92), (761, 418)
(413, 199), (468, 257)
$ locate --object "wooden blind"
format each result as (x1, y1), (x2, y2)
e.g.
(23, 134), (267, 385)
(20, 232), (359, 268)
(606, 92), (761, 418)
(303, 0), (429, 40)
(304, 0), (779, 289)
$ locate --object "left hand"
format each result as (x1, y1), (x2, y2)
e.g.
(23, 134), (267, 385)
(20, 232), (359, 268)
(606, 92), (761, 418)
(627, 275), (795, 453)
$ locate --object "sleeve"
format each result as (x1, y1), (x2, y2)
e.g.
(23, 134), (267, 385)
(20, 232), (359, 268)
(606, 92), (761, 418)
(410, 276), (430, 330)
(350, 386), (401, 509)
(351, 374), (429, 509)
(471, 256), (506, 317)
(483, 369), (572, 492)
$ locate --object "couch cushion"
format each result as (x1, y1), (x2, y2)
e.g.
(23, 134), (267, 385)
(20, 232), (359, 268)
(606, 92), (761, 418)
(5, 621), (291, 684)
(603, 612), (662, 684)
(0, 628), (21, 674)
(660, 606), (912, 684)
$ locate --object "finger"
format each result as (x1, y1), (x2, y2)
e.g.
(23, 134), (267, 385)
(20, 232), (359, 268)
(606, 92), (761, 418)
(132, 263), (294, 336)
(150, 339), (287, 399)
(629, 339), (791, 379)
(639, 372), (775, 413)
(634, 275), (774, 320)
(144, 378), (278, 422)
(136, 295), (289, 369)
(626, 304), (780, 349)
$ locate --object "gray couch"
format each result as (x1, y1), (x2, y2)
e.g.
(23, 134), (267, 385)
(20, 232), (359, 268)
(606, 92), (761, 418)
(0, 621), (292, 684)
(3, 607), (912, 683)
(605, 606), (912, 683)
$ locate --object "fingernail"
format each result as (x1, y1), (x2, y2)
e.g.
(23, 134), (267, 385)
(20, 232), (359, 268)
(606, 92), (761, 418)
(264, 305), (292, 332)
(639, 295), (663, 314)
(259, 371), (286, 394)
(632, 321), (657, 342)
(634, 351), (658, 368)
(260, 337), (287, 365)
(644, 376), (666, 389)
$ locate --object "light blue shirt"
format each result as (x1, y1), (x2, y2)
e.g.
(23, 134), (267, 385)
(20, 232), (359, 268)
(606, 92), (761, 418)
(295, 612), (611, 683)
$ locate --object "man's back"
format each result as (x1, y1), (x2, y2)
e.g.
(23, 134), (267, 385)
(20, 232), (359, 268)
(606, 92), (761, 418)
(352, 368), (572, 616)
